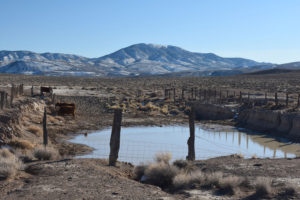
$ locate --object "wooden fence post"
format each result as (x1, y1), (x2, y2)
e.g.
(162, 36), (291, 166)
(298, 94), (300, 107)
(226, 90), (229, 100)
(286, 93), (289, 107)
(181, 88), (185, 100)
(10, 85), (14, 107)
(275, 93), (278, 106)
(239, 91), (242, 103)
(0, 92), (4, 110)
(31, 86), (34, 97)
(109, 109), (123, 166)
(173, 88), (176, 102)
(265, 92), (267, 103)
(20, 84), (24, 95)
(43, 108), (48, 146)
(4, 93), (8, 108)
(187, 106), (195, 161)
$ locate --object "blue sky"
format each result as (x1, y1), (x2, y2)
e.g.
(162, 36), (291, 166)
(1, 0), (299, 64)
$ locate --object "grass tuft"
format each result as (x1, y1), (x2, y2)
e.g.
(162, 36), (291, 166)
(155, 152), (172, 164)
(0, 149), (22, 180)
(144, 162), (179, 189)
(255, 177), (272, 197)
(8, 139), (34, 150)
(218, 176), (243, 195)
(33, 146), (60, 160)
(26, 125), (42, 135)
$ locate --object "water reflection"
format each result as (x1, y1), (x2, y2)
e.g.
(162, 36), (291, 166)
(70, 125), (300, 164)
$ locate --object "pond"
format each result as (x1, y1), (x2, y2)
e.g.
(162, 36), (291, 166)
(69, 125), (300, 164)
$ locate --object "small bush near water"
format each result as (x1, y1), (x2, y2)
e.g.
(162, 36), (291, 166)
(33, 146), (60, 160)
(144, 161), (179, 189)
(134, 153), (260, 199)
(255, 177), (272, 197)
(155, 152), (172, 164)
(0, 148), (22, 180)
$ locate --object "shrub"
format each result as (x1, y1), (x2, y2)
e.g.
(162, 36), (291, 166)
(155, 152), (172, 164)
(133, 164), (147, 181)
(33, 146), (60, 160)
(204, 172), (223, 188)
(172, 170), (205, 191)
(8, 139), (34, 150)
(218, 176), (242, 195)
(144, 162), (179, 189)
(173, 159), (188, 169)
(26, 125), (42, 135)
(172, 173), (192, 190)
(255, 177), (272, 197)
(0, 148), (14, 159)
(0, 149), (22, 180)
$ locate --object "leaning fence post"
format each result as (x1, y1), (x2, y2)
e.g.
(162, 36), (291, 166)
(187, 106), (195, 161)
(109, 109), (123, 166)
(43, 108), (48, 146)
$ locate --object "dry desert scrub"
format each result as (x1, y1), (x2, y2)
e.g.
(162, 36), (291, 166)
(255, 177), (272, 197)
(8, 139), (34, 149)
(33, 146), (60, 160)
(0, 148), (22, 180)
(26, 125), (42, 135)
(218, 175), (243, 195)
(172, 170), (205, 190)
(155, 152), (172, 164)
(144, 161), (179, 189)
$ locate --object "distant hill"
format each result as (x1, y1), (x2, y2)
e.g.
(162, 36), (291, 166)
(0, 43), (273, 77)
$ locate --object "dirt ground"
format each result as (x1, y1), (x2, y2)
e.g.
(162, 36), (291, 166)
(0, 74), (300, 199)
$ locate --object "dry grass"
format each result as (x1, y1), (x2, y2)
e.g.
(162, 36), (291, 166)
(155, 152), (172, 164)
(160, 105), (169, 115)
(0, 148), (14, 159)
(144, 162), (179, 189)
(26, 125), (42, 135)
(0, 148), (22, 180)
(204, 172), (224, 188)
(47, 115), (60, 124)
(255, 177), (272, 197)
(8, 139), (34, 150)
(33, 146), (60, 160)
(218, 176), (243, 195)
(172, 170), (205, 190)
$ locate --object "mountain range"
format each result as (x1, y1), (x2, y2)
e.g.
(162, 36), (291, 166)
(0, 43), (297, 77)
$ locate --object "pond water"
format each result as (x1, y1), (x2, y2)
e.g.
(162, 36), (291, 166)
(69, 125), (300, 164)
